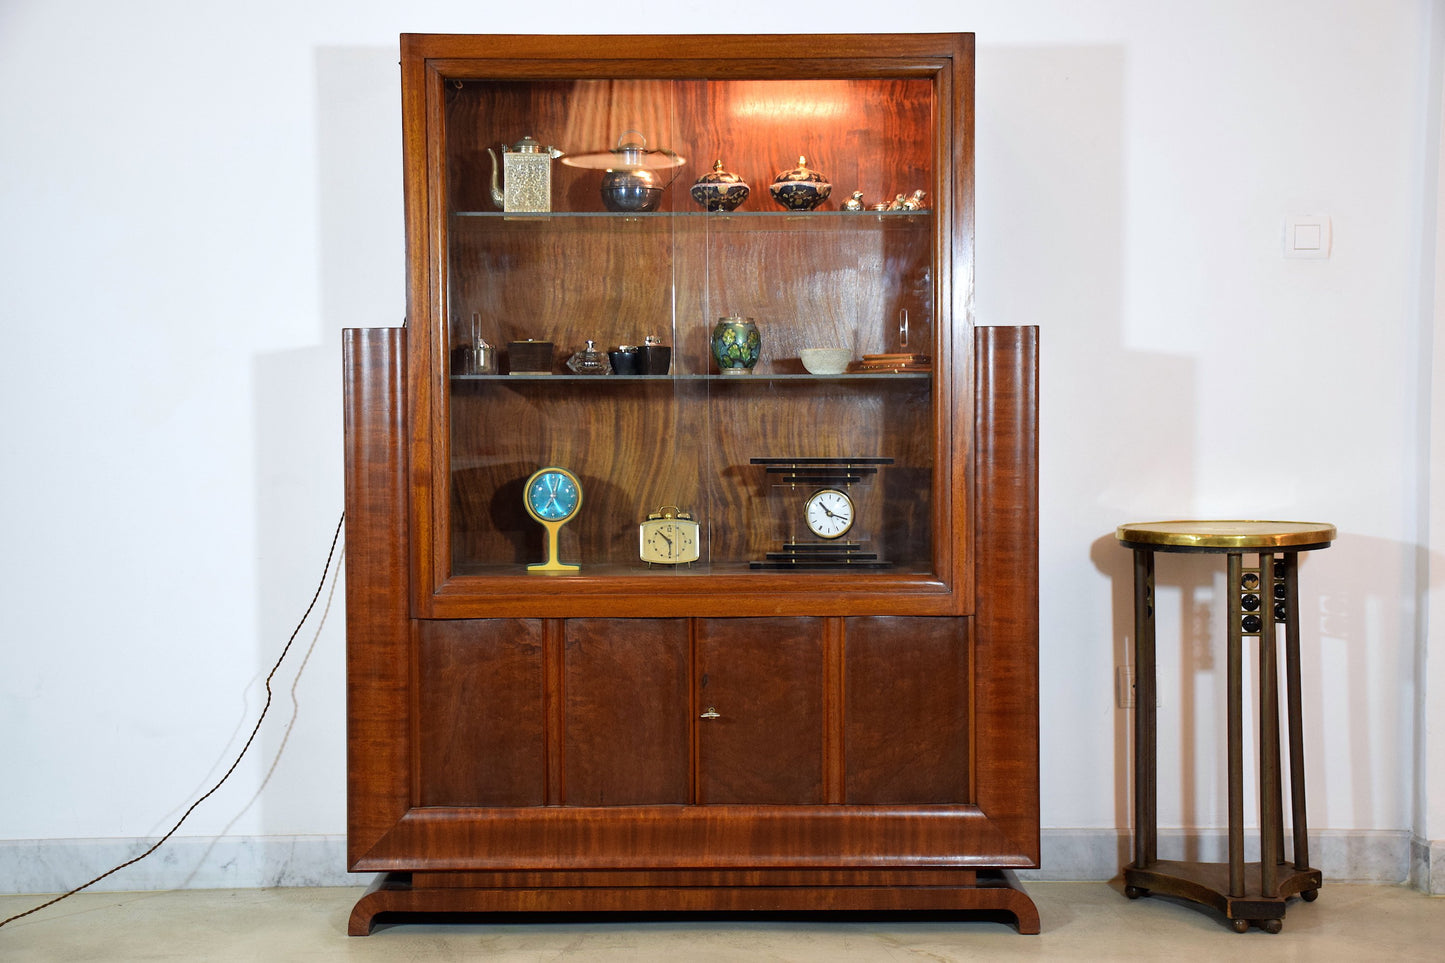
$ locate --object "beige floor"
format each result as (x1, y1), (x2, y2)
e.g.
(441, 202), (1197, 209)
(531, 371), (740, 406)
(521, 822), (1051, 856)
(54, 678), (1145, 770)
(0, 882), (1440, 961)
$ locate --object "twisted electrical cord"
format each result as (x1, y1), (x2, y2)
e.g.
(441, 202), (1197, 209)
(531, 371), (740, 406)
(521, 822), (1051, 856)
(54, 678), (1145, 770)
(0, 511), (345, 930)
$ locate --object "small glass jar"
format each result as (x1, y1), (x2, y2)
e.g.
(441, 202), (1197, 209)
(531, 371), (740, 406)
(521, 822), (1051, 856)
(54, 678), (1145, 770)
(566, 339), (612, 375)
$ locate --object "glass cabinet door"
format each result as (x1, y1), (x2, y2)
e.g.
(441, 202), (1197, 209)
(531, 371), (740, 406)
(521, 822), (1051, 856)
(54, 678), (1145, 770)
(405, 37), (971, 614)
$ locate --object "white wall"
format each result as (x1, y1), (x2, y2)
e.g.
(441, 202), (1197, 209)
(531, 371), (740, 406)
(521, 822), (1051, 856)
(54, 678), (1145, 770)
(1, 0), (1440, 887)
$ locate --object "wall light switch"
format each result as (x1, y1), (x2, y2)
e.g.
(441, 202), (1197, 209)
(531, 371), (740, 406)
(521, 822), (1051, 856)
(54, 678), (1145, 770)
(1284, 214), (1331, 258)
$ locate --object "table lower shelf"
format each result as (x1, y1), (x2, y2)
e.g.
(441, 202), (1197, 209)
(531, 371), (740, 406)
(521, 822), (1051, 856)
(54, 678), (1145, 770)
(1124, 859), (1321, 932)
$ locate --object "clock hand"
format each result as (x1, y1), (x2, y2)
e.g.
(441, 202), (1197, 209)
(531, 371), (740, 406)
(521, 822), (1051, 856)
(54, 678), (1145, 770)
(659, 531), (673, 547)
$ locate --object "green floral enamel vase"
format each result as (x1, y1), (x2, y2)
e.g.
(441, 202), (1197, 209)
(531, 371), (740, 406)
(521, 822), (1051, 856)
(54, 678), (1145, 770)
(710, 315), (761, 374)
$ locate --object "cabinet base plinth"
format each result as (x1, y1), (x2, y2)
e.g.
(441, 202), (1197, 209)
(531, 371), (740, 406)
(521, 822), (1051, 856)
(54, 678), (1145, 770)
(1124, 860), (1321, 932)
(348, 869), (1041, 936)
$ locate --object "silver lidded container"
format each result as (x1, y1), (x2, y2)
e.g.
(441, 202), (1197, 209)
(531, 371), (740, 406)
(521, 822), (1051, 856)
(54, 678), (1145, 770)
(487, 135), (563, 212)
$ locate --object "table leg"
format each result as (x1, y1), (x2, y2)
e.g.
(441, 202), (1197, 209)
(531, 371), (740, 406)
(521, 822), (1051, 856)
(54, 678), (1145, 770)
(1268, 558), (1286, 868)
(1259, 552), (1280, 896)
(1133, 548), (1157, 869)
(1282, 553), (1310, 871)
(1226, 552), (1245, 898)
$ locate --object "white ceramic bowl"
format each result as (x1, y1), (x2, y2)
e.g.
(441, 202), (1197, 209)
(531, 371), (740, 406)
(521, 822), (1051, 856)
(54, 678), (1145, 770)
(799, 348), (851, 375)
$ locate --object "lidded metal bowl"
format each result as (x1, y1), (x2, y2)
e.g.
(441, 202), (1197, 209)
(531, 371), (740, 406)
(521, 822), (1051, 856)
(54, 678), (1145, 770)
(769, 155), (831, 211)
(690, 159), (750, 212)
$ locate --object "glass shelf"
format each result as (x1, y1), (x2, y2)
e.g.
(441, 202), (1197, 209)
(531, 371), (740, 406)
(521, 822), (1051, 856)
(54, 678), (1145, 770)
(452, 209), (932, 220)
(450, 372), (931, 383)
(449, 560), (938, 579)
(450, 209), (933, 237)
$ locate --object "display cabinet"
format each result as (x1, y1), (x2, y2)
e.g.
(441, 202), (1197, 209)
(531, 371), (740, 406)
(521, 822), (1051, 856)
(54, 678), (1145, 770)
(344, 32), (1039, 934)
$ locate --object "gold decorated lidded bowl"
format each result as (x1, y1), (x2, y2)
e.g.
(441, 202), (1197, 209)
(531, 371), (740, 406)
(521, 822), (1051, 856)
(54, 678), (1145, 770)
(690, 159), (750, 211)
(769, 155), (831, 211)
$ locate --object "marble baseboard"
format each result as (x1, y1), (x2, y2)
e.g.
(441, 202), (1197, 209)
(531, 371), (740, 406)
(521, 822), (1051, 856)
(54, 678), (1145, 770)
(0, 829), (1422, 895)
(1409, 835), (1445, 894)
(1018, 828), (1413, 885)
(0, 836), (359, 895)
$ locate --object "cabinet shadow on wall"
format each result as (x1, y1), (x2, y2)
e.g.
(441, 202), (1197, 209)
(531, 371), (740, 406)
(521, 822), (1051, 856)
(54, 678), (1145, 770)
(226, 45), (401, 848)
(982, 41), (1162, 872)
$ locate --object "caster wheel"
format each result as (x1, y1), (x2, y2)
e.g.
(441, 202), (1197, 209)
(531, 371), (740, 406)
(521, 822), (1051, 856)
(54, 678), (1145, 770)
(1301, 888), (1319, 902)
(1262, 918), (1283, 934)
(1231, 919), (1250, 933)
(1124, 885), (1147, 900)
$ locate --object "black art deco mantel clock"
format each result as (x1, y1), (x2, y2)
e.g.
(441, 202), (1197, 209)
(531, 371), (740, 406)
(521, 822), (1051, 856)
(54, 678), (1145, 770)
(342, 31), (1040, 936)
(750, 456), (894, 569)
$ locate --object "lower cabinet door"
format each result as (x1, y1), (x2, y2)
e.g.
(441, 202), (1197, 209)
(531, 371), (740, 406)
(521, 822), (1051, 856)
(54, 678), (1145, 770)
(844, 615), (971, 804)
(695, 617), (825, 805)
(564, 618), (690, 805)
(416, 618), (546, 807)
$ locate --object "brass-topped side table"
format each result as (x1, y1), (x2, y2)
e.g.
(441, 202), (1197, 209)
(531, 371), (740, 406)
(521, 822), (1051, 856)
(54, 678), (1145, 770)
(1116, 520), (1336, 934)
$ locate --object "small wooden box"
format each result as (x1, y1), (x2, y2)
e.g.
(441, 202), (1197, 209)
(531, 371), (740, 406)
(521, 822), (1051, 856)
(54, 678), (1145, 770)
(507, 340), (553, 375)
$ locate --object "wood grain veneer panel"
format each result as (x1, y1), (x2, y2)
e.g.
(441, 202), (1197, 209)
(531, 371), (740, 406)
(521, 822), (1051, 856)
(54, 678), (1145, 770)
(416, 619), (547, 807)
(361, 803), (1022, 870)
(343, 328), (411, 867)
(844, 615), (969, 803)
(411, 868), (979, 889)
(696, 618), (824, 804)
(972, 325), (1040, 864)
(563, 618), (691, 805)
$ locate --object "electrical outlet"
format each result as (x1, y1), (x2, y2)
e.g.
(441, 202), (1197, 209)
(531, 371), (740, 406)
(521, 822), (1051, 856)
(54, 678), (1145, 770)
(1117, 666), (1135, 708)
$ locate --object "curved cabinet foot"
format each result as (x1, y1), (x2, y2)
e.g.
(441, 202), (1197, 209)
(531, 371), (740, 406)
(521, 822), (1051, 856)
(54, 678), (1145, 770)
(348, 872), (408, 937)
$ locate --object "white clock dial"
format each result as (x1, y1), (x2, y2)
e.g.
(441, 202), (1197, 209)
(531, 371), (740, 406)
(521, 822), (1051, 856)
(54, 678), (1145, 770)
(804, 488), (854, 540)
(645, 522), (680, 560)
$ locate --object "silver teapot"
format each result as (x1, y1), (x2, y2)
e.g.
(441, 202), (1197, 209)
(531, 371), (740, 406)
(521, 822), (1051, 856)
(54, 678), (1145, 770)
(487, 135), (563, 212)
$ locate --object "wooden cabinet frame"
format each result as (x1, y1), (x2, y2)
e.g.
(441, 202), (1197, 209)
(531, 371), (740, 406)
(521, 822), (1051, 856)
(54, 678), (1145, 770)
(343, 33), (1039, 935)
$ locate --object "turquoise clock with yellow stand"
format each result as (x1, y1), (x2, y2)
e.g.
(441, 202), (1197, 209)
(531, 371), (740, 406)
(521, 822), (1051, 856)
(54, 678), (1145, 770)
(523, 467), (582, 572)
